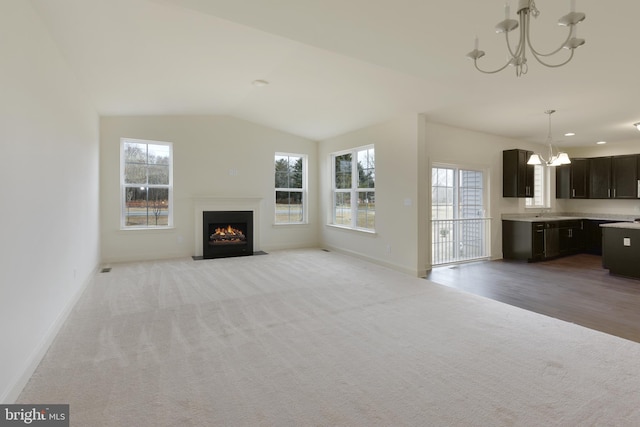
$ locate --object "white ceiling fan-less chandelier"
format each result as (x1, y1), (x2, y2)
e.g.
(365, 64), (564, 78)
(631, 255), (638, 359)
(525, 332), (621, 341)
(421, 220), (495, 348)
(467, 0), (586, 76)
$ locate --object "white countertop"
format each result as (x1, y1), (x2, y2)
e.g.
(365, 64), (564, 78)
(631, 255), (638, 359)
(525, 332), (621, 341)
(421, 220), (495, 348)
(600, 222), (640, 229)
(502, 212), (637, 223)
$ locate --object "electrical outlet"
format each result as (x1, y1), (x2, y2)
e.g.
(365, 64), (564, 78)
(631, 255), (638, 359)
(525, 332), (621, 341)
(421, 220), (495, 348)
(386, 244), (391, 253)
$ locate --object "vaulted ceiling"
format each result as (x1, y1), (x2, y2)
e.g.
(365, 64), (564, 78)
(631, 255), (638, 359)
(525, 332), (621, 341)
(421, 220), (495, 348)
(31, 0), (640, 146)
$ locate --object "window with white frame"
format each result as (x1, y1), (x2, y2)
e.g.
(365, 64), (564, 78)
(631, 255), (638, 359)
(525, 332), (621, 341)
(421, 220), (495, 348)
(331, 145), (375, 230)
(274, 153), (307, 224)
(121, 138), (173, 228)
(525, 164), (548, 208)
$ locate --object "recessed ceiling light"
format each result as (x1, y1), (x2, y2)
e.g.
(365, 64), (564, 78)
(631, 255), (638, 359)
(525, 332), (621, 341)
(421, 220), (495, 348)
(564, 132), (575, 137)
(596, 141), (607, 145)
(252, 79), (269, 87)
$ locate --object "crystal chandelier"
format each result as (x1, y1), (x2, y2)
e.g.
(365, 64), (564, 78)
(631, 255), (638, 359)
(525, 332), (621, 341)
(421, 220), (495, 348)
(527, 110), (571, 167)
(466, 0), (586, 76)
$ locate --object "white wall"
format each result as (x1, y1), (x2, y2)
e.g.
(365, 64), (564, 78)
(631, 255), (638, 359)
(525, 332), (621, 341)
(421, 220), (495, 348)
(100, 116), (319, 262)
(0, 2), (100, 402)
(319, 115), (422, 276)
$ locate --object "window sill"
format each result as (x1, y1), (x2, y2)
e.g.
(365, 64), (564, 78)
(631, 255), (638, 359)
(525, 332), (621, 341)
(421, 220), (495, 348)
(119, 226), (175, 232)
(325, 223), (377, 235)
(273, 222), (309, 227)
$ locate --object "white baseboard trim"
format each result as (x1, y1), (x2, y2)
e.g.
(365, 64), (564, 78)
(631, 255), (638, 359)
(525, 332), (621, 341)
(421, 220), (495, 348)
(323, 245), (422, 277)
(1, 265), (99, 403)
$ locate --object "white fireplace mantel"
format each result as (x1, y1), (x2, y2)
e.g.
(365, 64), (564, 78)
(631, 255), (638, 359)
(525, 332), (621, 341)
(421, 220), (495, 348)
(193, 196), (262, 256)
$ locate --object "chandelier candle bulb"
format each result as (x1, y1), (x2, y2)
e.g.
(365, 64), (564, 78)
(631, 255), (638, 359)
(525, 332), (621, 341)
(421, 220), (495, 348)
(571, 0), (576, 13)
(505, 3), (510, 19)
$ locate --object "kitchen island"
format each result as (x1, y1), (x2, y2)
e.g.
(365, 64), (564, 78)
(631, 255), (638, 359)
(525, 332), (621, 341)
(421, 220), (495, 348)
(601, 222), (640, 279)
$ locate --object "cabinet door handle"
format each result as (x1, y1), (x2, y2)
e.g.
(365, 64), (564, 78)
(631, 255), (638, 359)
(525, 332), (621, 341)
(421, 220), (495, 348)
(637, 180), (640, 198)
(572, 189), (575, 197)
(614, 189), (616, 198)
(608, 189), (611, 198)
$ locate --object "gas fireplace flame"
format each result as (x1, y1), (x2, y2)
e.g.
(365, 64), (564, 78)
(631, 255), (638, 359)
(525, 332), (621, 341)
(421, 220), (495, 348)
(210, 225), (246, 245)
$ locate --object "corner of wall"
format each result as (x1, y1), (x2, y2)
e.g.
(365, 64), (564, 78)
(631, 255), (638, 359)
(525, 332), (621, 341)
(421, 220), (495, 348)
(1, 266), (99, 403)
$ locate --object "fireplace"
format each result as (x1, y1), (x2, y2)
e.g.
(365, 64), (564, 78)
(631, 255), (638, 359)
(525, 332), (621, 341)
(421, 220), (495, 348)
(202, 211), (253, 259)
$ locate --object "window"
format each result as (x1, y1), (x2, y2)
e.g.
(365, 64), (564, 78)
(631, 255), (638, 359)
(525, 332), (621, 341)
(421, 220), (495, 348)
(274, 153), (307, 224)
(121, 138), (173, 228)
(525, 164), (547, 208)
(331, 146), (375, 230)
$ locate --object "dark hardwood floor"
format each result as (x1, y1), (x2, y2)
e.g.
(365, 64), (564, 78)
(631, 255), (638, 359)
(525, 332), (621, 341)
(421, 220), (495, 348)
(426, 254), (640, 343)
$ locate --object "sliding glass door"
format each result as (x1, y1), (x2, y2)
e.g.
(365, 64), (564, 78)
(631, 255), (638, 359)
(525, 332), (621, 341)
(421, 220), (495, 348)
(431, 166), (490, 266)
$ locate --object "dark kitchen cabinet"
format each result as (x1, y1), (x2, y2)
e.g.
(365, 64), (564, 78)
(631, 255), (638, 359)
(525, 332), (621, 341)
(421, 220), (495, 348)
(555, 164), (571, 199)
(532, 222), (545, 260)
(503, 220), (546, 261)
(556, 163), (589, 200)
(503, 219), (586, 262)
(612, 154), (638, 199)
(503, 149), (534, 198)
(558, 220), (584, 255)
(570, 158), (589, 198)
(602, 226), (640, 279)
(589, 156), (612, 199)
(584, 219), (625, 255)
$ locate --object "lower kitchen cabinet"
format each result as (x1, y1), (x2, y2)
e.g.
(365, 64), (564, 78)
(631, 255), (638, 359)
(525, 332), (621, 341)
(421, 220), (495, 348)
(503, 219), (585, 262)
(559, 220), (585, 255)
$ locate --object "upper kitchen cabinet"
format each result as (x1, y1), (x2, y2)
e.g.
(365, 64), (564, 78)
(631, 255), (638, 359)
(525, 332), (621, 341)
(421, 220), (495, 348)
(503, 149), (534, 198)
(556, 158), (588, 199)
(612, 154), (638, 199)
(570, 158), (589, 199)
(589, 156), (612, 199)
(556, 164), (571, 199)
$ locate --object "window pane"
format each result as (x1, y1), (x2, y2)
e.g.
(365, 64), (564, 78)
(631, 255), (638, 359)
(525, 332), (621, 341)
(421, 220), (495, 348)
(335, 154), (352, 189)
(334, 192), (351, 225)
(289, 156), (303, 189)
(275, 171), (289, 188)
(124, 164), (146, 184)
(275, 191), (303, 223)
(124, 143), (146, 163)
(357, 191), (375, 229)
(275, 156), (289, 187)
(357, 148), (375, 189)
(124, 187), (148, 226)
(148, 144), (170, 165)
(148, 188), (169, 226)
(148, 164), (170, 185)
(123, 187), (169, 226)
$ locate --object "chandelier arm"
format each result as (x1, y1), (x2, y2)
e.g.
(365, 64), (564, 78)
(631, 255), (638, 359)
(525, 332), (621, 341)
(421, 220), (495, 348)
(472, 59), (512, 74)
(504, 31), (518, 58)
(527, 24), (574, 57)
(503, 11), (527, 62)
(530, 48), (575, 68)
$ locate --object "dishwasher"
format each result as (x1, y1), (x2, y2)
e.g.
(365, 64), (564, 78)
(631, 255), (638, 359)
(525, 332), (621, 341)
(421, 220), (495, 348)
(544, 222), (560, 258)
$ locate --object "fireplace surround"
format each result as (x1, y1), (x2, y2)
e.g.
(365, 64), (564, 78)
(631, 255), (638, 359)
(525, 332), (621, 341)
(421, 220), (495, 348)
(193, 197), (261, 258)
(202, 210), (253, 259)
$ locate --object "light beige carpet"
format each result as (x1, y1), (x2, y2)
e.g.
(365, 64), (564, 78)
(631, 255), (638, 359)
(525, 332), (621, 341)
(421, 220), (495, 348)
(18, 249), (640, 426)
